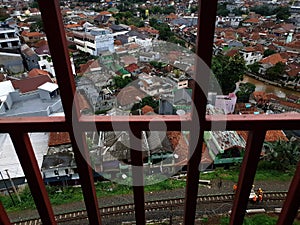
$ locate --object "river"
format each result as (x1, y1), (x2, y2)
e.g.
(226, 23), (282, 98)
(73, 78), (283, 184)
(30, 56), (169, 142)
(241, 75), (300, 98)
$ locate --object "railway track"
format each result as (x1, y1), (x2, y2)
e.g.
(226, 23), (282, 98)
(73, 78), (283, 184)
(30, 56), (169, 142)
(12, 191), (287, 225)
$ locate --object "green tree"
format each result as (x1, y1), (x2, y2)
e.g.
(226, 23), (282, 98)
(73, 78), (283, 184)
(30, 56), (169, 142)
(250, 4), (273, 16)
(162, 6), (176, 15)
(263, 49), (276, 57)
(131, 96), (159, 112)
(113, 76), (132, 89)
(236, 82), (256, 103)
(275, 6), (291, 21)
(248, 62), (260, 74)
(212, 54), (246, 94)
(263, 140), (300, 171)
(217, 3), (229, 16)
(265, 62), (286, 81)
(30, 0), (39, 9)
(150, 6), (162, 14)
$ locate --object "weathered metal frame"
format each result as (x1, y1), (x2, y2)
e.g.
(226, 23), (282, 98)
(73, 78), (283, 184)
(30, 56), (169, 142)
(0, 0), (299, 224)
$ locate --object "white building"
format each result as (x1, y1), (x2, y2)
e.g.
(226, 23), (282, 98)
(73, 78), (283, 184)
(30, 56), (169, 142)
(73, 28), (114, 56)
(239, 47), (263, 65)
(0, 28), (21, 49)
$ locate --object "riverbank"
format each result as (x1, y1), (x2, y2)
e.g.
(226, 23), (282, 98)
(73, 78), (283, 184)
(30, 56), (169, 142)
(244, 72), (300, 97)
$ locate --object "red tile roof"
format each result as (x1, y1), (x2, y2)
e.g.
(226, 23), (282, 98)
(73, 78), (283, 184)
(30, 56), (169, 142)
(28, 68), (50, 78)
(12, 75), (53, 93)
(125, 63), (139, 73)
(141, 105), (154, 115)
(237, 130), (288, 142)
(244, 18), (259, 24)
(260, 53), (287, 65)
(21, 31), (45, 38)
(48, 132), (71, 146)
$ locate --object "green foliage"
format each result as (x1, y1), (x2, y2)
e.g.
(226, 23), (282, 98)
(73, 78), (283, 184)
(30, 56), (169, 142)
(265, 62), (286, 81)
(250, 4), (273, 16)
(217, 3), (229, 16)
(131, 96), (159, 112)
(212, 54), (246, 94)
(263, 49), (276, 57)
(236, 82), (256, 103)
(168, 36), (185, 47)
(150, 6), (162, 14)
(150, 61), (164, 69)
(26, 16), (44, 32)
(250, 4), (291, 21)
(113, 76), (132, 89)
(232, 7), (244, 16)
(263, 140), (300, 171)
(162, 6), (176, 15)
(274, 6), (291, 21)
(30, 1), (39, 9)
(247, 62), (260, 74)
(149, 18), (175, 41)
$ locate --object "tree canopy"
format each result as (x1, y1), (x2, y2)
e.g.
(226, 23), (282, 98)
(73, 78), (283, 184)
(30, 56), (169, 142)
(265, 62), (286, 81)
(236, 82), (256, 103)
(212, 54), (246, 94)
(263, 140), (300, 171)
(113, 76), (132, 89)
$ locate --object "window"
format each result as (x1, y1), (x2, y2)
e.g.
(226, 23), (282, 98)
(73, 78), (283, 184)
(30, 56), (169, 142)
(0, 0), (299, 225)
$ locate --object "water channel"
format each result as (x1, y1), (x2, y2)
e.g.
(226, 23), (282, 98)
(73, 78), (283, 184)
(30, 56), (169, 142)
(241, 75), (300, 98)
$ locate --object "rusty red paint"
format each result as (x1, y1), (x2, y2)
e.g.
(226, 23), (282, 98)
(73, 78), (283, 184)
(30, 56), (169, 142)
(229, 130), (266, 225)
(9, 132), (56, 225)
(0, 201), (11, 225)
(277, 161), (300, 225)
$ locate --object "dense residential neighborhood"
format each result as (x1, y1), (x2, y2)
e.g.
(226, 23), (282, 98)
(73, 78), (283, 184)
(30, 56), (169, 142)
(0, 0), (299, 209)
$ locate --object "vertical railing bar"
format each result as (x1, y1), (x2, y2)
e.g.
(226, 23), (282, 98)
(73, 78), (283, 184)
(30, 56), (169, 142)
(68, 131), (102, 225)
(130, 129), (145, 225)
(37, 0), (80, 119)
(184, 0), (218, 224)
(276, 160), (300, 225)
(229, 130), (266, 225)
(0, 201), (11, 225)
(37, 0), (102, 224)
(9, 132), (56, 225)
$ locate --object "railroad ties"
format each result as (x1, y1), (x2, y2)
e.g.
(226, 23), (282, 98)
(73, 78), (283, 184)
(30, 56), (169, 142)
(12, 191), (287, 224)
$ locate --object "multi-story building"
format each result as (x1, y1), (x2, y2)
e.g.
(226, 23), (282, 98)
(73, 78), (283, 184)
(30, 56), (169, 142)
(0, 28), (21, 49)
(73, 28), (114, 56)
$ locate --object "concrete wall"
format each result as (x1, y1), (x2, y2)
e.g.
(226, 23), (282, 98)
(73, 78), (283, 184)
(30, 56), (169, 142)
(38, 89), (51, 100)
(0, 54), (24, 74)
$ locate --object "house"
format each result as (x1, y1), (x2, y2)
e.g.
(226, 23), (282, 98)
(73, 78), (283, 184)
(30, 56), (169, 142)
(21, 31), (45, 43)
(239, 47), (263, 65)
(138, 75), (174, 97)
(259, 53), (287, 74)
(73, 28), (114, 55)
(35, 43), (75, 76)
(116, 86), (146, 109)
(41, 132), (77, 185)
(0, 27), (21, 49)
(213, 93), (237, 114)
(0, 77), (62, 117)
(139, 52), (160, 62)
(20, 44), (39, 71)
(205, 130), (246, 166)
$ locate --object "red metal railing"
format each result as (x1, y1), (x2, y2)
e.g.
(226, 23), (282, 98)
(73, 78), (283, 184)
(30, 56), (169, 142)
(0, 0), (299, 224)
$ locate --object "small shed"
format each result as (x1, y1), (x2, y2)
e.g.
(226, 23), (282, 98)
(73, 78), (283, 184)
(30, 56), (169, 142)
(38, 82), (59, 100)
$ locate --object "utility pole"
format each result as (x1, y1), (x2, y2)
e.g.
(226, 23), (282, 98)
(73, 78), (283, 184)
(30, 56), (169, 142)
(0, 171), (15, 206)
(5, 170), (21, 203)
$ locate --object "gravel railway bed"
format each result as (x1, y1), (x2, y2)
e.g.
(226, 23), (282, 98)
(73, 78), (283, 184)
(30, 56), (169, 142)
(8, 180), (291, 224)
